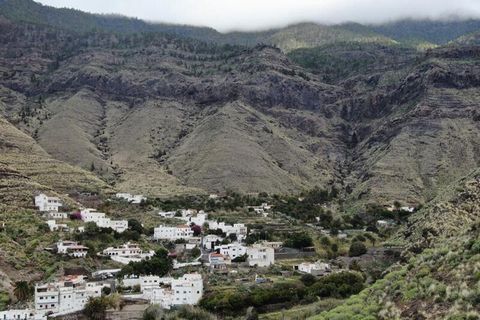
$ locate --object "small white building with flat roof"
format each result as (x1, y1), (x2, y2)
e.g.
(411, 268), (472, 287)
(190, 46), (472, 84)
(154, 225), (194, 241)
(247, 245), (275, 267)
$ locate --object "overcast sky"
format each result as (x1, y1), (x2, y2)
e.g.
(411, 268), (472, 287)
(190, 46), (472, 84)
(36, 0), (480, 32)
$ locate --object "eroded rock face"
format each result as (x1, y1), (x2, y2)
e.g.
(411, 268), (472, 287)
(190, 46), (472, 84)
(1, 19), (480, 205)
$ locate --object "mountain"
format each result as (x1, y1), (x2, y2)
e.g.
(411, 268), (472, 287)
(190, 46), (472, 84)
(371, 18), (480, 45)
(1, 0), (480, 208)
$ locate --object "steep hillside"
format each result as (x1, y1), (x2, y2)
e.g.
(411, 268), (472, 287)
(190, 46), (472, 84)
(0, 113), (110, 208)
(0, 19), (347, 196)
(313, 170), (480, 319)
(288, 42), (416, 83)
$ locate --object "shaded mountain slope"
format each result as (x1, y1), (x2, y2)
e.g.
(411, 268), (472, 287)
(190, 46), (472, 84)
(341, 46), (480, 207)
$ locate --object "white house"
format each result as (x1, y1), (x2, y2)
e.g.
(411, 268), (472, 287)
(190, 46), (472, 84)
(401, 206), (415, 213)
(249, 203), (272, 217)
(202, 234), (223, 250)
(295, 261), (331, 276)
(47, 220), (69, 232)
(34, 194), (62, 212)
(116, 193), (146, 204)
(99, 219), (128, 233)
(376, 220), (395, 229)
(208, 253), (228, 272)
(139, 276), (173, 292)
(207, 221), (247, 241)
(158, 211), (176, 218)
(80, 208), (106, 222)
(141, 274), (203, 309)
(45, 212), (68, 220)
(56, 241), (88, 258)
(247, 245), (275, 267)
(80, 209), (128, 233)
(181, 212), (208, 227)
(100, 242), (154, 264)
(214, 243), (247, 260)
(153, 225), (194, 241)
(0, 309), (38, 320)
(35, 276), (106, 317)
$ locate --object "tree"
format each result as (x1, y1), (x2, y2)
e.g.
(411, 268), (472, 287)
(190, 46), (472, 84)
(118, 248), (172, 277)
(228, 233), (238, 242)
(143, 304), (164, 320)
(320, 236), (331, 246)
(13, 281), (33, 302)
(284, 233), (313, 249)
(190, 247), (201, 258)
(231, 254), (247, 263)
(349, 241), (367, 257)
(300, 274), (316, 287)
(191, 224), (202, 236)
(364, 233), (376, 247)
(128, 219), (143, 234)
(83, 297), (107, 320)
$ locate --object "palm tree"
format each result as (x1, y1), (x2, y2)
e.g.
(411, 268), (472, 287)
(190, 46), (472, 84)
(13, 281), (33, 302)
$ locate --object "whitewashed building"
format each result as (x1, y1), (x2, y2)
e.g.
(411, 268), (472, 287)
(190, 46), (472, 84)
(207, 221), (247, 240)
(80, 208), (105, 221)
(0, 309), (38, 320)
(153, 225), (193, 241)
(181, 212), (208, 227)
(35, 276), (106, 317)
(202, 234), (223, 250)
(45, 212), (68, 220)
(158, 211), (176, 218)
(214, 243), (247, 260)
(99, 219), (128, 233)
(295, 261), (331, 276)
(34, 194), (62, 212)
(247, 245), (275, 267)
(100, 242), (154, 264)
(208, 253), (228, 272)
(249, 203), (272, 217)
(376, 220), (395, 229)
(116, 193), (146, 204)
(47, 220), (69, 232)
(56, 241), (88, 258)
(80, 208), (128, 233)
(142, 274), (203, 309)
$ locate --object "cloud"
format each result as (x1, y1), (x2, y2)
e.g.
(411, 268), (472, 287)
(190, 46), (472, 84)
(36, 0), (480, 32)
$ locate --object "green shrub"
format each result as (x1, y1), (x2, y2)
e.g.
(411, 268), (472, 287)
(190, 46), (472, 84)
(349, 241), (367, 257)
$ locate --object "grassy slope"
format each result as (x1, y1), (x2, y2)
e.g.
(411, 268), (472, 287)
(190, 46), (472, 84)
(0, 114), (111, 208)
(311, 169), (480, 319)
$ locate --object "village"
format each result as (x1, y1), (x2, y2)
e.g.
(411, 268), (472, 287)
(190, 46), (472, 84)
(0, 191), (411, 320)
